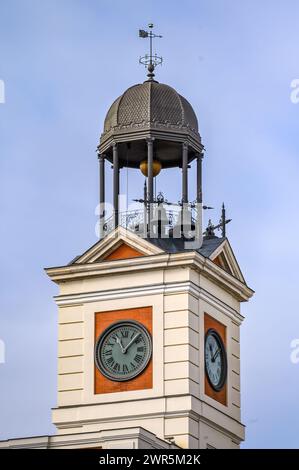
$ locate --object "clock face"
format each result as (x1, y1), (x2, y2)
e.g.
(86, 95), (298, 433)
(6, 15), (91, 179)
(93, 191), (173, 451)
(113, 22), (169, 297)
(205, 329), (227, 391)
(95, 320), (152, 382)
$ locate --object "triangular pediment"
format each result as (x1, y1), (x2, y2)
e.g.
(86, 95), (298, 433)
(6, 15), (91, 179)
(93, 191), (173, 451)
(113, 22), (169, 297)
(103, 242), (143, 261)
(209, 238), (246, 284)
(72, 226), (164, 265)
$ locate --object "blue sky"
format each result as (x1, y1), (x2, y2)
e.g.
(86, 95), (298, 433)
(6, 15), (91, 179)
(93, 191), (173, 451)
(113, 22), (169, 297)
(0, 0), (299, 448)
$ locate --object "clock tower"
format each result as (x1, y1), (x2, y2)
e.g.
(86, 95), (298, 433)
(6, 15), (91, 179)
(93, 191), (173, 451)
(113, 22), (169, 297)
(0, 25), (254, 451)
(44, 28), (253, 450)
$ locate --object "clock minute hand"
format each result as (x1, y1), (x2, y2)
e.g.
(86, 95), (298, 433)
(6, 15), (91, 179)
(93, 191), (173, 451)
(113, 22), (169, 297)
(123, 333), (141, 354)
(209, 344), (214, 360)
(212, 348), (220, 362)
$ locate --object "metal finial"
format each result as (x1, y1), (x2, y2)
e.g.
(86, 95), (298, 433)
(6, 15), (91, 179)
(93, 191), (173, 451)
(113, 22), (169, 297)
(156, 191), (166, 204)
(219, 203), (232, 238)
(139, 23), (163, 80)
(204, 204), (232, 238)
(221, 203), (226, 238)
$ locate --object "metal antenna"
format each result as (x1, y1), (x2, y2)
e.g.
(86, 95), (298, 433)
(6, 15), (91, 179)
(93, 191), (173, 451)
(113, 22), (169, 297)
(139, 23), (163, 80)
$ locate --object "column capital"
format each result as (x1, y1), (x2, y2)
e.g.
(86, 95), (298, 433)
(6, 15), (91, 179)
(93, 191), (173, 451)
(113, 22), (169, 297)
(146, 137), (155, 144)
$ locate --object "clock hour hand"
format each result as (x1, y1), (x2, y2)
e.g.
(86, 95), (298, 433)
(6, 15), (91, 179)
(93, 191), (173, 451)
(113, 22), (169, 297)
(115, 336), (125, 353)
(123, 333), (141, 354)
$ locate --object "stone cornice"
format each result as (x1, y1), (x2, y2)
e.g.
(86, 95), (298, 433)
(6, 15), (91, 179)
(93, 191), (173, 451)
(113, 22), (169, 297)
(0, 427), (179, 449)
(99, 126), (203, 155)
(46, 250), (253, 303)
(51, 396), (245, 443)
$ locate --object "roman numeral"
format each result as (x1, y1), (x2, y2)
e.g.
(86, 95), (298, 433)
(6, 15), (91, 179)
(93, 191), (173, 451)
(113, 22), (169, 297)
(134, 354), (142, 364)
(113, 362), (120, 372)
(121, 330), (129, 338)
(104, 350), (112, 356)
(130, 362), (136, 370)
(123, 364), (129, 373)
(135, 336), (142, 344)
(137, 347), (144, 352)
(106, 357), (114, 365)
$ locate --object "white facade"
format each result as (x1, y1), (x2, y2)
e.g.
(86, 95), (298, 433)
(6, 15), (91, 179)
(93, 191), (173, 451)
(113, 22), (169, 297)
(42, 227), (253, 449)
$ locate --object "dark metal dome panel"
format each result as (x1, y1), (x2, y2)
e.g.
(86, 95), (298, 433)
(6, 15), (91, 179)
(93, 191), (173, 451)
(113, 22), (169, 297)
(179, 94), (199, 132)
(100, 80), (203, 162)
(104, 95), (122, 133)
(150, 82), (183, 126)
(118, 83), (150, 125)
(103, 81), (200, 135)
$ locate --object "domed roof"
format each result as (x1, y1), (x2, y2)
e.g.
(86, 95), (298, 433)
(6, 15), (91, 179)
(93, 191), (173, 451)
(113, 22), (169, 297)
(103, 81), (199, 137)
(99, 80), (203, 169)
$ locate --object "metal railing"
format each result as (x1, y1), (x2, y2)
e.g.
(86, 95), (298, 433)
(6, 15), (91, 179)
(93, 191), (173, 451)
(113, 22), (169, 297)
(103, 205), (198, 239)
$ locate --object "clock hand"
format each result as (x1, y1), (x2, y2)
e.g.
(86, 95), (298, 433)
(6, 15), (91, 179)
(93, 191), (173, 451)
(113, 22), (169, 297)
(123, 333), (141, 354)
(115, 336), (125, 353)
(212, 348), (220, 362)
(209, 344), (214, 360)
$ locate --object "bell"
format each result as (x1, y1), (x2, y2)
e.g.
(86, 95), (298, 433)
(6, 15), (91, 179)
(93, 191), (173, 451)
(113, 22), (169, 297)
(140, 159), (162, 177)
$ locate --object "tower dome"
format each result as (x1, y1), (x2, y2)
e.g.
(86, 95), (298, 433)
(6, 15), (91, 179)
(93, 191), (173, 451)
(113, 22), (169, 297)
(99, 80), (203, 169)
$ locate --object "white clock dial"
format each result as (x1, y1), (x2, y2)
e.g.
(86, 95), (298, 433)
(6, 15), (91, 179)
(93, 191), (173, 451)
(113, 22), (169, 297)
(205, 329), (227, 391)
(95, 320), (152, 382)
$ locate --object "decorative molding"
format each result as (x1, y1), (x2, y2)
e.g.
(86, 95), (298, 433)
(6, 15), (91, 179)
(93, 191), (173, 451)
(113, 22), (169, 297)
(0, 427), (179, 450)
(54, 280), (244, 323)
(103, 120), (199, 136)
(52, 405), (244, 443)
(46, 249), (253, 303)
(99, 127), (203, 156)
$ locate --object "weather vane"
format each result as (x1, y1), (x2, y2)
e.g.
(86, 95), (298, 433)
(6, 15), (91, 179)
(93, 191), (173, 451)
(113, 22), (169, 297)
(139, 23), (163, 80)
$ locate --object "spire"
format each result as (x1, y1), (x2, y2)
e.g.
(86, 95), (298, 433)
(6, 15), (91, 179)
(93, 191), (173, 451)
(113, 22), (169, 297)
(139, 23), (163, 81)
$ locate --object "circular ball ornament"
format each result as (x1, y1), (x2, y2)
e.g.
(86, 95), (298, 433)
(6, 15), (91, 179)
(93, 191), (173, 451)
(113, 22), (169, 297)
(140, 159), (162, 177)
